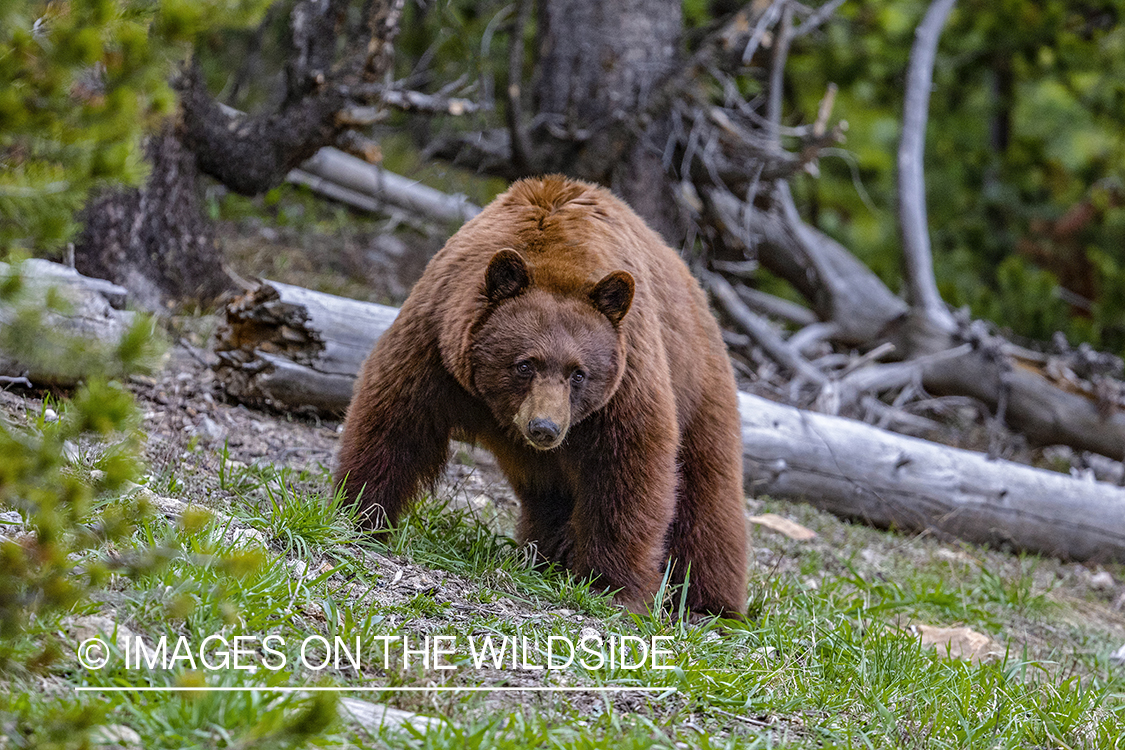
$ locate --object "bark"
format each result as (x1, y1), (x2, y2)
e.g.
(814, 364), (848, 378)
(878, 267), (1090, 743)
(176, 61), (347, 197)
(213, 280), (397, 412)
(534, 0), (686, 242)
(924, 354), (1125, 461)
(177, 0), (404, 195)
(73, 126), (231, 310)
(211, 281), (1125, 564)
(72, 0), (405, 311)
(738, 391), (1125, 563)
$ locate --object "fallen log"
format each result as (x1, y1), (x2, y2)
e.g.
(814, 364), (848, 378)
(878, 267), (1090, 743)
(293, 147), (481, 225)
(213, 280), (397, 413)
(739, 392), (1125, 563)
(0, 260), (137, 385)
(213, 281), (1125, 564)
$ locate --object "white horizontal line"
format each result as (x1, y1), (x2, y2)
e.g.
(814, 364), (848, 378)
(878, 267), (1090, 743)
(75, 685), (673, 693)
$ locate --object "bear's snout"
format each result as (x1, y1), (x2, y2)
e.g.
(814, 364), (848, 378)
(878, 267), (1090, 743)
(527, 418), (561, 444)
(514, 381), (570, 450)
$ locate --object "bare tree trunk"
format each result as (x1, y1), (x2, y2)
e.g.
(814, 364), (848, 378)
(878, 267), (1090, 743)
(74, 126), (231, 310)
(534, 0), (687, 242)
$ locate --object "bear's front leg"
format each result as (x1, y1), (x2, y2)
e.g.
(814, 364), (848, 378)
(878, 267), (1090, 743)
(335, 317), (465, 529)
(562, 390), (679, 613)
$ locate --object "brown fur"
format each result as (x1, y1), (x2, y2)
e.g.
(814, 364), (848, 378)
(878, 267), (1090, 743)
(335, 176), (748, 617)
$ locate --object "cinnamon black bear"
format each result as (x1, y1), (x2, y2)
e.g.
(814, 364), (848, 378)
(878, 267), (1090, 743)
(335, 176), (747, 617)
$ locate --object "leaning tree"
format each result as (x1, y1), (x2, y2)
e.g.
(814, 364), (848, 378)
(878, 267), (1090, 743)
(73, 0), (411, 307)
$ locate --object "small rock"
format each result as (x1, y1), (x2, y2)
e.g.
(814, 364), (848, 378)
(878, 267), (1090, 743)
(0, 510), (22, 534)
(62, 440), (80, 463)
(936, 548), (971, 564)
(288, 560), (309, 580)
(910, 624), (1001, 665)
(195, 416), (225, 443)
(67, 615), (138, 654)
(748, 513), (817, 541)
(1113, 591), (1125, 611)
(1089, 570), (1116, 592)
(339, 696), (441, 733)
(43, 407), (59, 423)
(89, 724), (141, 748)
(89, 470), (106, 483)
(225, 524), (269, 549)
(1110, 643), (1125, 667)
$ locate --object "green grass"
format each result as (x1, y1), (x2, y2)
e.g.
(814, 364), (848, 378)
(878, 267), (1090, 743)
(2, 454), (1124, 749)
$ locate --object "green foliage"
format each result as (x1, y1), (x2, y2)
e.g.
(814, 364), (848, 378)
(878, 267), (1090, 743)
(0, 265), (165, 665)
(236, 465), (365, 557)
(0, 0), (270, 255)
(0, 380), (146, 644)
(787, 0), (1125, 353)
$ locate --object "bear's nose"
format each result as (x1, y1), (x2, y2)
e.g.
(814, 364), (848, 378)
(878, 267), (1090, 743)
(527, 418), (560, 443)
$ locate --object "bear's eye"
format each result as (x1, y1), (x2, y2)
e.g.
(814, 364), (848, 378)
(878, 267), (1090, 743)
(570, 370), (586, 385)
(516, 360), (535, 377)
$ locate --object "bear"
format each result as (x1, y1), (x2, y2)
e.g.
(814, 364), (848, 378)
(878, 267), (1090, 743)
(335, 176), (748, 617)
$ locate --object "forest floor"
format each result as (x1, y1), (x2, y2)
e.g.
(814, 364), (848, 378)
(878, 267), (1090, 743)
(5, 331), (1125, 748)
(3, 194), (1125, 747)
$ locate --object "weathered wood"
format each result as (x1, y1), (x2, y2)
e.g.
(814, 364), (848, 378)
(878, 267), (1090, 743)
(3, 259), (129, 309)
(923, 354), (1125, 463)
(213, 280), (397, 412)
(213, 281), (1125, 564)
(294, 147), (480, 225)
(0, 260), (136, 385)
(740, 391), (1125, 563)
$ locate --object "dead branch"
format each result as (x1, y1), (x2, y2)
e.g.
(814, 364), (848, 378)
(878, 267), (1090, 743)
(897, 0), (958, 334)
(707, 271), (827, 385)
(178, 0), (404, 196)
(733, 284), (818, 327)
(787, 322), (842, 354)
(341, 85), (483, 116)
(704, 187), (908, 343)
(924, 348), (1125, 461)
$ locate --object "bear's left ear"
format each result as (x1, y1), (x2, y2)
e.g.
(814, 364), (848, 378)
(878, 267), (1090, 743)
(589, 270), (634, 326)
(484, 249), (531, 303)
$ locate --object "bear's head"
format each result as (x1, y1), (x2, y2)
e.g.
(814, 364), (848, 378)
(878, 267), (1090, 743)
(469, 249), (634, 450)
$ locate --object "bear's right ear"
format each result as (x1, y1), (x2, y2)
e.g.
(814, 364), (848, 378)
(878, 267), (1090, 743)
(484, 249), (531, 303)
